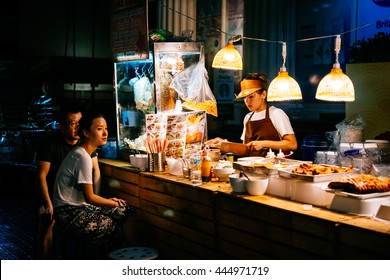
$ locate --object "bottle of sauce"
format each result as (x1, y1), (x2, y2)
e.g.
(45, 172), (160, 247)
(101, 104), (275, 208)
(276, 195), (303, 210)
(201, 155), (212, 182)
(225, 153), (234, 163)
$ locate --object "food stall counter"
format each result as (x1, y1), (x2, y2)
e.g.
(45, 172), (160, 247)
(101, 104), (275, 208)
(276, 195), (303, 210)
(99, 158), (390, 259)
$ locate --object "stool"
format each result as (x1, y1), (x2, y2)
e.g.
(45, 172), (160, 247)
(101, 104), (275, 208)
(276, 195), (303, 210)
(109, 247), (159, 260)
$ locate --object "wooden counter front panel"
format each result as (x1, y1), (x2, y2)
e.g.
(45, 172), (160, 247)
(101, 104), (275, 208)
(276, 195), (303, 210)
(215, 194), (338, 259)
(336, 220), (390, 259)
(101, 177), (140, 208)
(100, 164), (140, 208)
(138, 175), (217, 259)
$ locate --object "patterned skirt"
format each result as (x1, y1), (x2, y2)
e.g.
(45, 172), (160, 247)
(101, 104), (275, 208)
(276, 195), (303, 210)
(54, 204), (135, 246)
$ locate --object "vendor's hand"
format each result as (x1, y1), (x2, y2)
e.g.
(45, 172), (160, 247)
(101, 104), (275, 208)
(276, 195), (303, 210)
(205, 137), (226, 149)
(247, 141), (264, 151)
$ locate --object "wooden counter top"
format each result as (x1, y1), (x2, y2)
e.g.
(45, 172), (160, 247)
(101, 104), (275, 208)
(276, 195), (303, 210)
(100, 159), (374, 223)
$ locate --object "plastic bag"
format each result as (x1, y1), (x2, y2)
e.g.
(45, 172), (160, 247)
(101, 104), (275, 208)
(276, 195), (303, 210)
(133, 77), (154, 112)
(335, 114), (366, 144)
(336, 114), (366, 131)
(170, 48), (218, 116)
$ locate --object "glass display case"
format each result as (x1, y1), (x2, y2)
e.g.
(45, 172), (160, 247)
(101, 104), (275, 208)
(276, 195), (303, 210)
(114, 54), (154, 155)
(114, 42), (204, 159)
(153, 42), (203, 113)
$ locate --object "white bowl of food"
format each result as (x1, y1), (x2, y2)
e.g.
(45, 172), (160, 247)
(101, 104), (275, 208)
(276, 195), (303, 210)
(245, 176), (269, 195)
(213, 167), (235, 181)
(229, 174), (246, 193)
(208, 149), (221, 161)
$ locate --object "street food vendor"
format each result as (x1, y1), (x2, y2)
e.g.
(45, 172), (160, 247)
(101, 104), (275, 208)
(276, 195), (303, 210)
(237, 73), (298, 157)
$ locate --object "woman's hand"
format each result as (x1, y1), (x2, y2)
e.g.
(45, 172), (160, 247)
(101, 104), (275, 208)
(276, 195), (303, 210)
(110, 197), (127, 207)
(247, 141), (264, 151)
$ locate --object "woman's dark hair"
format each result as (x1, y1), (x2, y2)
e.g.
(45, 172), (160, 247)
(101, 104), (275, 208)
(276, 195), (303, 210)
(78, 111), (106, 138)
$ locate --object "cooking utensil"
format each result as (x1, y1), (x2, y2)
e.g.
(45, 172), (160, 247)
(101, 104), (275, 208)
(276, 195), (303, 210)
(240, 171), (251, 181)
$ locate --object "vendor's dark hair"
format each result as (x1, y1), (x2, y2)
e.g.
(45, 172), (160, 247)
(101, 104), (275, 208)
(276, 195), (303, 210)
(245, 73), (268, 89)
(78, 111), (106, 138)
(56, 104), (81, 124)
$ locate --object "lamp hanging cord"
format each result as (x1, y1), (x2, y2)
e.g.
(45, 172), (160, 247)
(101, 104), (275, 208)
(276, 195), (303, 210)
(228, 35), (242, 44)
(280, 42), (287, 72)
(334, 35), (341, 69)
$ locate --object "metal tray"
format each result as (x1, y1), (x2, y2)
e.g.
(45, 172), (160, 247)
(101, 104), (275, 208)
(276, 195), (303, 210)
(233, 158), (310, 176)
(233, 162), (278, 176)
(278, 167), (358, 182)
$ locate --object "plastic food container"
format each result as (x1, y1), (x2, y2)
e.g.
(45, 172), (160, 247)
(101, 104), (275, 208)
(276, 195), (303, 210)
(129, 154), (148, 169)
(266, 175), (293, 198)
(290, 180), (334, 207)
(326, 190), (390, 216)
(329, 195), (390, 216)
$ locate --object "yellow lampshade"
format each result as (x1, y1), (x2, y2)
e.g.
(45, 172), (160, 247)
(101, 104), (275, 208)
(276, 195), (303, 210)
(212, 43), (243, 70)
(315, 68), (355, 102)
(267, 71), (302, 102)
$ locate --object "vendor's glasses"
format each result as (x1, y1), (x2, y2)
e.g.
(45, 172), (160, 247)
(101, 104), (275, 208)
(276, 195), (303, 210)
(65, 121), (79, 128)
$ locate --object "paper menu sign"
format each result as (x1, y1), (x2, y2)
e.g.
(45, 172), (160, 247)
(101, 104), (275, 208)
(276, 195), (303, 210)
(146, 111), (206, 158)
(145, 114), (167, 138)
(185, 111), (206, 144)
(166, 114), (187, 158)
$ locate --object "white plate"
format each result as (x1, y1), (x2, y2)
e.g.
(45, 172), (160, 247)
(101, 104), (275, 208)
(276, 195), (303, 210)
(237, 156), (264, 162)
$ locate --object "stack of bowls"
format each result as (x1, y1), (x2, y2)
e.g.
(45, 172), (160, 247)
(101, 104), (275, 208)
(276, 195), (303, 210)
(229, 173), (269, 195)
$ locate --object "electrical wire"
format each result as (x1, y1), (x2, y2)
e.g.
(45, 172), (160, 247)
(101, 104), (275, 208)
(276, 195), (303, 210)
(159, 1), (390, 45)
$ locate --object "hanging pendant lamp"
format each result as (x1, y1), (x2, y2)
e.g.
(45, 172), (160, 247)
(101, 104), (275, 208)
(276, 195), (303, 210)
(212, 36), (243, 70)
(315, 35), (355, 102)
(267, 43), (302, 102)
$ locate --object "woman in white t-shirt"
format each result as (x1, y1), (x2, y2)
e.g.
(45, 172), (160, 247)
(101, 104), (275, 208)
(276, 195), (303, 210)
(237, 73), (298, 157)
(53, 112), (136, 247)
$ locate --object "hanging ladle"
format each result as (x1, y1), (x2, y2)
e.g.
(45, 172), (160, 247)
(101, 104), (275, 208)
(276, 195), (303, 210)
(240, 171), (251, 181)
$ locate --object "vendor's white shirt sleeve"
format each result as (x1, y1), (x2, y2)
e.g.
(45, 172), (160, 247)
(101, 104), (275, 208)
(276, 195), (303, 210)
(240, 106), (295, 141)
(53, 146), (93, 207)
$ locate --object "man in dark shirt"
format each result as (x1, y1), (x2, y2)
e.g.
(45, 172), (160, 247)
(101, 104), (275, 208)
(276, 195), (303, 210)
(35, 105), (101, 259)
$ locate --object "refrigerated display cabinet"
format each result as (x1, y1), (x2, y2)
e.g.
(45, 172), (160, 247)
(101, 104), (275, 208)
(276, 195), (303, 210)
(114, 54), (155, 156)
(113, 42), (205, 161)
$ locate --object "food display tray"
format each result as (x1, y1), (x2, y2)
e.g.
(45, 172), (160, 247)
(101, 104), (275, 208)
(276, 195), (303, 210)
(278, 167), (358, 182)
(325, 189), (390, 200)
(233, 162), (278, 176)
(233, 158), (310, 176)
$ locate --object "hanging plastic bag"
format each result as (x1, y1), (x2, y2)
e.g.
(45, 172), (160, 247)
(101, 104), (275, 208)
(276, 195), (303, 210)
(335, 114), (366, 144)
(170, 46), (218, 116)
(134, 76), (154, 112)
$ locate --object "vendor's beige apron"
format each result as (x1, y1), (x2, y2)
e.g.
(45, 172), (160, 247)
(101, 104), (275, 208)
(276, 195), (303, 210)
(244, 105), (281, 157)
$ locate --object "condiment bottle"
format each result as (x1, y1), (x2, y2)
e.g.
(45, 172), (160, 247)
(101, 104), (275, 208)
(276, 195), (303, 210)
(277, 149), (284, 158)
(209, 165), (215, 181)
(266, 148), (275, 158)
(201, 155), (212, 182)
(226, 153), (234, 163)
